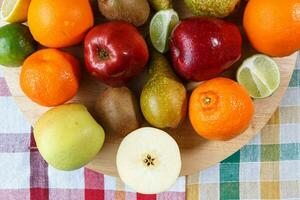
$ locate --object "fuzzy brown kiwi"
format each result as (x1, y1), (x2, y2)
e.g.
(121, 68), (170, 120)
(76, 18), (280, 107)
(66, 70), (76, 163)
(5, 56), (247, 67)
(98, 0), (150, 26)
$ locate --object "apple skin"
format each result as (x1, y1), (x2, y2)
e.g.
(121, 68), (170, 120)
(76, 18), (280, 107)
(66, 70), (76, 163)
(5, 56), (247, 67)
(169, 17), (242, 81)
(84, 22), (149, 87)
(34, 104), (105, 171)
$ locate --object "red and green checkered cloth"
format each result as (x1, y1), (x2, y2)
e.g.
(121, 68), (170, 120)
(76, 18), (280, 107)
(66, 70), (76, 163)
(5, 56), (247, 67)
(0, 53), (299, 199)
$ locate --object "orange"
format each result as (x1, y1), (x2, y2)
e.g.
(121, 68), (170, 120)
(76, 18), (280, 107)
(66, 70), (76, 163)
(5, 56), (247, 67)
(28, 0), (94, 48)
(243, 0), (300, 57)
(20, 49), (81, 107)
(189, 77), (254, 141)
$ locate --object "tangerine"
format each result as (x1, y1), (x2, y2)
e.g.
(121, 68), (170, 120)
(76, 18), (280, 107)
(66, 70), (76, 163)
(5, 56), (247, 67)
(243, 0), (300, 57)
(20, 49), (81, 107)
(28, 0), (94, 48)
(189, 77), (254, 141)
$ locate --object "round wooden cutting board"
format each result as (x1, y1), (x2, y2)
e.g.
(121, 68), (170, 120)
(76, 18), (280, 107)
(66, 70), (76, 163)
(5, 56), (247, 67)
(2, 0), (299, 176)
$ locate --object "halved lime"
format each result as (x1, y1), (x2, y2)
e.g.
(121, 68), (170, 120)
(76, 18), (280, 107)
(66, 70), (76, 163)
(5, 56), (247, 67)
(237, 54), (280, 99)
(150, 9), (179, 53)
(1, 0), (31, 23)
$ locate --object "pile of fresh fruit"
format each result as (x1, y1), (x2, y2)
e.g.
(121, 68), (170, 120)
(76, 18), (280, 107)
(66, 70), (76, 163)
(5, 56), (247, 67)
(1, 0), (299, 194)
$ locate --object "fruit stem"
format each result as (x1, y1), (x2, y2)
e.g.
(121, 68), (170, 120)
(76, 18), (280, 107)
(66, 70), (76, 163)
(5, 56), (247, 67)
(203, 97), (211, 105)
(199, 92), (218, 109)
(98, 48), (110, 60)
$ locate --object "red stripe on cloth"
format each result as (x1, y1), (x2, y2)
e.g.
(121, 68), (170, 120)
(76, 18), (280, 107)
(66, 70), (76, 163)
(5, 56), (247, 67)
(85, 189), (105, 200)
(30, 129), (49, 200)
(157, 192), (185, 200)
(84, 168), (104, 199)
(126, 192), (137, 199)
(30, 127), (37, 150)
(104, 190), (116, 199)
(49, 189), (84, 199)
(84, 168), (105, 189)
(30, 152), (49, 188)
(30, 189), (48, 200)
(0, 78), (11, 96)
(0, 189), (29, 200)
(137, 193), (157, 200)
(0, 133), (30, 152)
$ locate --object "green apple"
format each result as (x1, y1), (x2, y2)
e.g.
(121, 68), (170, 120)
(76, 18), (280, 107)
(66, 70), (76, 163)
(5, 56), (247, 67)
(34, 104), (105, 171)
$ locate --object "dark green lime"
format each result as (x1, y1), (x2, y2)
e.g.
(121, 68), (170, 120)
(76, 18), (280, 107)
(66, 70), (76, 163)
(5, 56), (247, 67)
(0, 23), (37, 67)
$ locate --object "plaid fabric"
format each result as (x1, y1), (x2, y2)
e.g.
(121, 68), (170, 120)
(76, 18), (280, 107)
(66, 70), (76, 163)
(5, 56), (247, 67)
(0, 53), (299, 200)
(0, 67), (186, 199)
(187, 53), (300, 200)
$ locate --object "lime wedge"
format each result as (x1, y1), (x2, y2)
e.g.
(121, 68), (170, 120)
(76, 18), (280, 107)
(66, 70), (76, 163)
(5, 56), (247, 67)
(1, 0), (31, 23)
(237, 54), (280, 99)
(150, 9), (179, 53)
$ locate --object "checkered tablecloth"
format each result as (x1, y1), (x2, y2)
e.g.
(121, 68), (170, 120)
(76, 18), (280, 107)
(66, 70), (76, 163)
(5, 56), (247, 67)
(187, 53), (300, 200)
(0, 53), (299, 200)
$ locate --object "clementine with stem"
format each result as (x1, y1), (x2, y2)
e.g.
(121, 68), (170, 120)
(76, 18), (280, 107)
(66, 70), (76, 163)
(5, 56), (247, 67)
(189, 77), (254, 141)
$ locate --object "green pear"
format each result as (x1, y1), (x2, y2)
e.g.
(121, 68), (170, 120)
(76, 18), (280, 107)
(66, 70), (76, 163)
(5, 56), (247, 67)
(34, 104), (105, 171)
(148, 0), (172, 11)
(184, 0), (240, 18)
(140, 51), (187, 128)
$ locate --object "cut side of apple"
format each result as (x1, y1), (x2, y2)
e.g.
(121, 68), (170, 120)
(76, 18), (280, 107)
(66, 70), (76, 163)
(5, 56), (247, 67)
(116, 127), (181, 194)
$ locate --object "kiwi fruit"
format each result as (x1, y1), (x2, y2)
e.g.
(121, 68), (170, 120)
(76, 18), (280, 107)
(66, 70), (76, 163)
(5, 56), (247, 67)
(184, 0), (240, 18)
(94, 87), (142, 136)
(98, 0), (150, 26)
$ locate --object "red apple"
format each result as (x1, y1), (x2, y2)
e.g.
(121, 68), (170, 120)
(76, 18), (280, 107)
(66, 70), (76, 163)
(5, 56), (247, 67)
(169, 17), (242, 81)
(84, 22), (149, 87)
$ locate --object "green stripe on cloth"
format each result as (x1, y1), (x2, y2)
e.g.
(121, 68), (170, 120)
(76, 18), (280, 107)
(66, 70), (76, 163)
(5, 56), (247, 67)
(280, 143), (300, 160)
(261, 144), (280, 161)
(220, 182), (239, 200)
(220, 152), (240, 199)
(289, 69), (300, 87)
(240, 145), (260, 162)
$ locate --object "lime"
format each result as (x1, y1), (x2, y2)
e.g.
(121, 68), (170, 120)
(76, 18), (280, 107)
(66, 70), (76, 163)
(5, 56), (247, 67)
(0, 23), (37, 67)
(150, 9), (179, 53)
(1, 0), (31, 22)
(237, 54), (280, 99)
